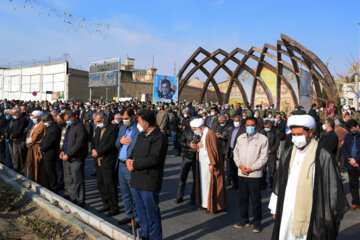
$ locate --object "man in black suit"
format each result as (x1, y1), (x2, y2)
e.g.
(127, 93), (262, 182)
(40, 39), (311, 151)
(40, 113), (61, 193)
(91, 111), (119, 217)
(226, 115), (246, 189)
(308, 103), (321, 139)
(319, 118), (339, 156)
(10, 107), (28, 173)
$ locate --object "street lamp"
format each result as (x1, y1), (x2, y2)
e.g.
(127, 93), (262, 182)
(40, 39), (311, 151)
(355, 22), (360, 111)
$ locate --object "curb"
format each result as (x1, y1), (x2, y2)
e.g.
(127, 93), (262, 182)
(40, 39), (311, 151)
(0, 163), (135, 240)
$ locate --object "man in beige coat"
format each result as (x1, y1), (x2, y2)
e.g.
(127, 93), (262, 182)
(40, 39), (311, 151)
(156, 105), (169, 134)
(233, 117), (268, 233)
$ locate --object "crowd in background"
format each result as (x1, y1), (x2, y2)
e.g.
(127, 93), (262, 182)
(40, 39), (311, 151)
(0, 98), (358, 239)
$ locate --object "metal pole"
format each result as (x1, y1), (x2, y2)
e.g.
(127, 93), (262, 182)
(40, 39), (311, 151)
(355, 75), (359, 110)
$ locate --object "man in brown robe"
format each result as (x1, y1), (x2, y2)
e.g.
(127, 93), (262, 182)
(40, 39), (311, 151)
(190, 118), (227, 213)
(23, 110), (47, 186)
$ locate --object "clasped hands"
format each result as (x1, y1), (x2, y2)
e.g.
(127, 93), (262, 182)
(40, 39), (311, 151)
(126, 159), (134, 172)
(239, 165), (252, 175)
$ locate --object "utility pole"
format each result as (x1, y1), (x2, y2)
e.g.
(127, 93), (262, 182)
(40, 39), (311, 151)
(152, 54), (155, 69)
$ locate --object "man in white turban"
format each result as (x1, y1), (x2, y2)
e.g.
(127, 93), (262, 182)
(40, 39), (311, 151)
(269, 114), (349, 240)
(190, 117), (226, 213)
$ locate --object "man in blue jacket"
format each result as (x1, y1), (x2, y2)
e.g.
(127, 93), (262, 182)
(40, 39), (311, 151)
(342, 119), (360, 210)
(116, 108), (140, 226)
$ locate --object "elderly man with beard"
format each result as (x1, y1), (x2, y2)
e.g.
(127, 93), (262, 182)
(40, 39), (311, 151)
(269, 114), (349, 240)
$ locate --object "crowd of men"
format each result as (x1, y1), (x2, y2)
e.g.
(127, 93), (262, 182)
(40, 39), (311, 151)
(0, 98), (358, 240)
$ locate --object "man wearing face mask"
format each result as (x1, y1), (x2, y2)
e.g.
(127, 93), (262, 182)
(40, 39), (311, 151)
(216, 115), (233, 167)
(115, 108), (140, 226)
(318, 118), (338, 156)
(269, 114), (348, 240)
(126, 110), (168, 240)
(60, 112), (88, 208)
(206, 107), (219, 132)
(260, 120), (280, 189)
(169, 108), (181, 156)
(91, 111), (119, 217)
(40, 113), (61, 193)
(233, 117), (268, 233)
(254, 111), (264, 131)
(342, 119), (360, 211)
(190, 117), (227, 213)
(156, 105), (169, 134)
(225, 115), (245, 190)
(23, 111), (47, 186)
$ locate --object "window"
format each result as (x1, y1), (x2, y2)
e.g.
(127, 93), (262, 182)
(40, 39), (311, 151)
(349, 98), (354, 105)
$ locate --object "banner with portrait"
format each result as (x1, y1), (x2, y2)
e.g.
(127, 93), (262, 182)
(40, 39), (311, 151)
(153, 75), (178, 102)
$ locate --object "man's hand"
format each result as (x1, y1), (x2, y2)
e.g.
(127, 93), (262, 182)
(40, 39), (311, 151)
(215, 133), (223, 139)
(245, 168), (253, 174)
(120, 134), (132, 145)
(59, 151), (64, 160)
(209, 165), (214, 173)
(126, 159), (134, 172)
(91, 149), (98, 158)
(239, 165), (248, 175)
(197, 141), (204, 148)
(190, 141), (198, 150)
(273, 214), (276, 220)
(349, 158), (359, 168)
(63, 154), (69, 161)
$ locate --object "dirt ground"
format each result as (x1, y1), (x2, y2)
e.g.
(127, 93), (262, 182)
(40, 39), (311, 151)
(0, 178), (91, 240)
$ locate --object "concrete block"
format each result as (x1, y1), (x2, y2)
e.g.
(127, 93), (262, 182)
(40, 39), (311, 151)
(100, 221), (114, 239)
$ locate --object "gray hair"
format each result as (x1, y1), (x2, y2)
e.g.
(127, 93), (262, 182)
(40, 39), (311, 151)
(218, 114), (226, 121)
(95, 111), (106, 119)
(234, 115), (242, 120)
(11, 107), (21, 113)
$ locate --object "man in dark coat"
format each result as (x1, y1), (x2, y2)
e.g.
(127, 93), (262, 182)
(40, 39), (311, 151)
(126, 110), (168, 240)
(216, 115), (233, 160)
(40, 113), (61, 193)
(269, 114), (348, 240)
(10, 108), (28, 172)
(341, 119), (360, 211)
(319, 118), (339, 156)
(226, 115), (245, 189)
(60, 112), (88, 208)
(91, 111), (119, 216)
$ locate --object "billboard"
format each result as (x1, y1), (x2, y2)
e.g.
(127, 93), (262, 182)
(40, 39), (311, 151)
(89, 71), (118, 87)
(300, 69), (312, 111)
(153, 75), (178, 102)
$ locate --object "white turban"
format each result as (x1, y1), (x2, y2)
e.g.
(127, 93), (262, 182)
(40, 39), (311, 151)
(32, 110), (43, 117)
(190, 118), (205, 128)
(287, 114), (316, 130)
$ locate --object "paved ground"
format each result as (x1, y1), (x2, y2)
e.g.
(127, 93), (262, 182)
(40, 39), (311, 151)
(82, 140), (360, 240)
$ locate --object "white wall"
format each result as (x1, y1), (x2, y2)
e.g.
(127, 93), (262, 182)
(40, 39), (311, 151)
(0, 62), (67, 101)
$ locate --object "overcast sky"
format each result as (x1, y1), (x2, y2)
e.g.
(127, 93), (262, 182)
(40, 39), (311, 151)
(0, 0), (359, 81)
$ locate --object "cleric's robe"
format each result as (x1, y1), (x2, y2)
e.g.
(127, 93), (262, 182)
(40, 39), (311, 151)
(24, 122), (46, 186)
(271, 145), (349, 240)
(195, 127), (227, 213)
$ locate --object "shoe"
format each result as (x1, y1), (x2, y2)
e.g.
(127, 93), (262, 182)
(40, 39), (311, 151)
(197, 207), (207, 212)
(118, 217), (132, 225)
(253, 225), (262, 233)
(175, 153), (181, 156)
(176, 197), (183, 204)
(76, 202), (85, 208)
(234, 221), (250, 229)
(97, 206), (110, 213)
(106, 209), (119, 217)
(349, 204), (359, 210)
(91, 172), (96, 177)
(63, 195), (70, 200)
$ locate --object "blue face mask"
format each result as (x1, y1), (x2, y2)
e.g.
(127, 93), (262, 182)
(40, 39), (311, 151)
(44, 122), (51, 127)
(5, 115), (10, 120)
(264, 127), (271, 132)
(12, 116), (18, 120)
(194, 130), (201, 136)
(66, 120), (73, 126)
(246, 126), (255, 135)
(277, 120), (281, 126)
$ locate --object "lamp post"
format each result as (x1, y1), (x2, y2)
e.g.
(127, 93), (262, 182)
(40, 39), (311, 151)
(356, 22), (360, 111)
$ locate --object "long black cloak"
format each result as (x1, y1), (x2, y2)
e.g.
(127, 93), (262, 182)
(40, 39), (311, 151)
(272, 145), (349, 240)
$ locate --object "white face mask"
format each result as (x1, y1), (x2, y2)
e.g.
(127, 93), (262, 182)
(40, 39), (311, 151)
(183, 114), (188, 118)
(210, 112), (215, 116)
(114, 120), (119, 124)
(97, 123), (104, 128)
(123, 119), (131, 127)
(292, 135), (307, 149)
(234, 121), (240, 128)
(137, 124), (144, 133)
(322, 124), (326, 131)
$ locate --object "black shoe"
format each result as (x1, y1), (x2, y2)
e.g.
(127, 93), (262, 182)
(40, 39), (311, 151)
(253, 225), (262, 233)
(106, 209), (119, 217)
(176, 197), (183, 204)
(97, 206), (110, 213)
(91, 172), (96, 177)
(175, 153), (181, 156)
(234, 221), (250, 229)
(63, 194), (70, 200)
(118, 217), (132, 225)
(76, 202), (85, 208)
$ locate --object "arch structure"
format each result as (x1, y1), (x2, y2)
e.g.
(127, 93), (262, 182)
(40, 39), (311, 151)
(178, 34), (337, 109)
